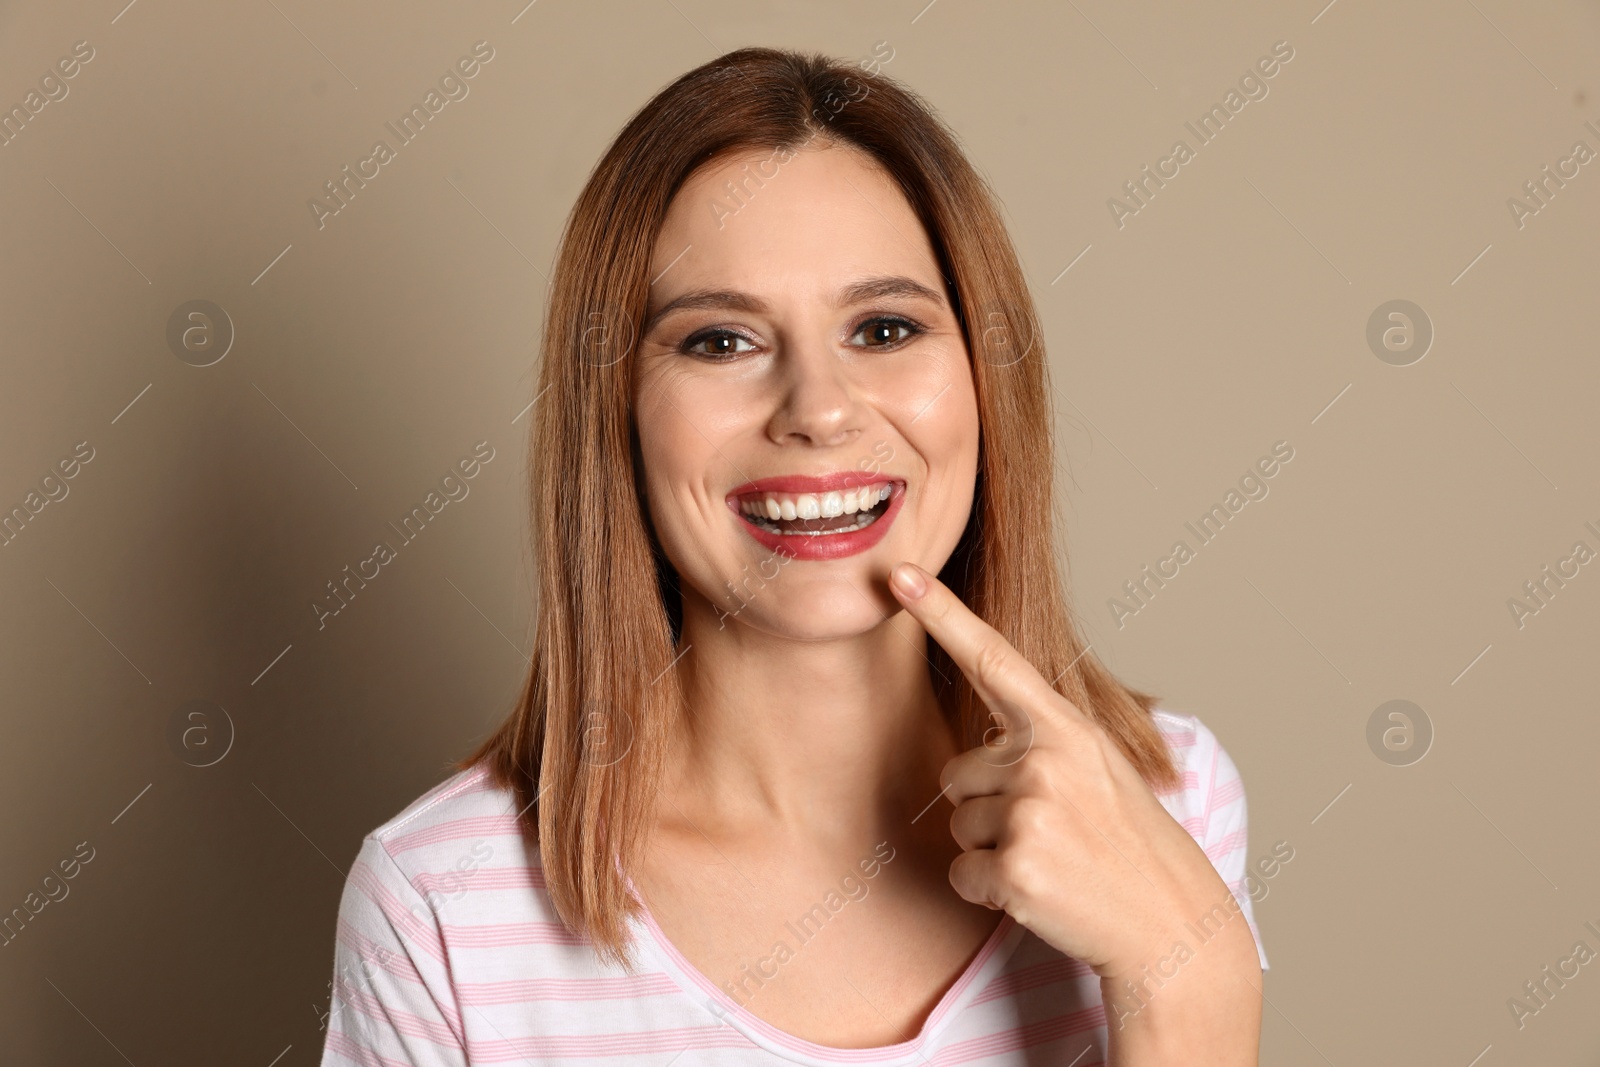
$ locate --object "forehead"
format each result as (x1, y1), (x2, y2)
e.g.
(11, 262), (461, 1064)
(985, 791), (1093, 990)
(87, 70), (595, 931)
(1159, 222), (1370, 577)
(648, 141), (943, 304)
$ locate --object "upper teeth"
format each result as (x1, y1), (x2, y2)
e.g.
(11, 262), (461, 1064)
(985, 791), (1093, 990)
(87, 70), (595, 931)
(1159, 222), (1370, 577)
(738, 483), (893, 521)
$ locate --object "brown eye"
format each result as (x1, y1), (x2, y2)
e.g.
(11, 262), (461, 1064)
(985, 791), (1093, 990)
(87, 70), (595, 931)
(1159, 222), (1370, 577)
(680, 329), (756, 360)
(853, 317), (922, 349)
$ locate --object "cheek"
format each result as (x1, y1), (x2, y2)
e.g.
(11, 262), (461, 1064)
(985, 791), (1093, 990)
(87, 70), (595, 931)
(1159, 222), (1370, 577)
(900, 360), (981, 527)
(632, 377), (744, 559)
(882, 340), (975, 427)
(951, 373), (981, 454)
(898, 349), (980, 461)
(636, 412), (703, 528)
(636, 361), (747, 457)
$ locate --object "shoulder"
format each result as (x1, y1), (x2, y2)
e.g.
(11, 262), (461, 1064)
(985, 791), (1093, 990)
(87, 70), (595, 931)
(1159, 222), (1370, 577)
(1148, 706), (1272, 971)
(1149, 706), (1244, 787)
(346, 764), (545, 908)
(368, 764), (518, 847)
(1147, 707), (1250, 843)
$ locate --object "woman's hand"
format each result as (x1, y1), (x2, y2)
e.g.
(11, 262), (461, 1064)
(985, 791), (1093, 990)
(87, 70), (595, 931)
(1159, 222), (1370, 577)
(889, 560), (1261, 1063)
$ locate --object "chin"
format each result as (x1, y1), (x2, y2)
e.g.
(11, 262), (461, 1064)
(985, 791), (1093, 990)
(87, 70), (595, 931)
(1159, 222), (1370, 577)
(715, 577), (897, 640)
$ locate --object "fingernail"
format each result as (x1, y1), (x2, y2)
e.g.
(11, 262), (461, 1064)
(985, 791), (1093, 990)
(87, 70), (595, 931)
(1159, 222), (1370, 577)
(891, 563), (926, 599)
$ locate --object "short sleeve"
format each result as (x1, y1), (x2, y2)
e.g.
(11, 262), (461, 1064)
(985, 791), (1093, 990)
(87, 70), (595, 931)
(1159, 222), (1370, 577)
(1193, 722), (1270, 972)
(319, 835), (470, 1066)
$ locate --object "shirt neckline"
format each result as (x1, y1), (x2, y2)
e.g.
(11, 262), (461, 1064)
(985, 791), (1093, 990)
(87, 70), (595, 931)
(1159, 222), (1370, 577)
(623, 871), (1027, 1066)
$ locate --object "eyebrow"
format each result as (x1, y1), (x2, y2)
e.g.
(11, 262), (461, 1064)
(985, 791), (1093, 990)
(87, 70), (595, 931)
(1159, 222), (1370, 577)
(641, 275), (946, 336)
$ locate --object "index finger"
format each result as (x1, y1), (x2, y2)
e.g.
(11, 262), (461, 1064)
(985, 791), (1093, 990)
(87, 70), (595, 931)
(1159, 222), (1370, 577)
(889, 561), (1090, 728)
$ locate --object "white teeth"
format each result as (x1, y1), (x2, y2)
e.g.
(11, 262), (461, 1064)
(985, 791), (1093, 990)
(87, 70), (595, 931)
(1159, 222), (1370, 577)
(734, 482), (896, 530)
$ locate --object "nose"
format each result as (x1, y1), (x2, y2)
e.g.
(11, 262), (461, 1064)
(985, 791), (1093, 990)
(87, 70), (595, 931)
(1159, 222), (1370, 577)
(765, 339), (864, 448)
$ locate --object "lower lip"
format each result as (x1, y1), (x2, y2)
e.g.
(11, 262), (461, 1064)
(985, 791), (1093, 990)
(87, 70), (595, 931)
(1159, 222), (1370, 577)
(729, 485), (906, 561)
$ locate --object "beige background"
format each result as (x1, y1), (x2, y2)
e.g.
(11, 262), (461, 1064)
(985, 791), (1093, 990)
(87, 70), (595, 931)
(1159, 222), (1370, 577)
(2, 0), (1598, 1063)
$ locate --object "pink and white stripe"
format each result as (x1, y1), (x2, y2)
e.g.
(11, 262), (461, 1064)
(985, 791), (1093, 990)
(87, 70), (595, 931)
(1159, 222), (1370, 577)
(319, 708), (1266, 1066)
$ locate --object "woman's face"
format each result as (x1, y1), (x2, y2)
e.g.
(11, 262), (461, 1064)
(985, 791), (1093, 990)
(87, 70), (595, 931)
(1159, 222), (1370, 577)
(634, 140), (980, 641)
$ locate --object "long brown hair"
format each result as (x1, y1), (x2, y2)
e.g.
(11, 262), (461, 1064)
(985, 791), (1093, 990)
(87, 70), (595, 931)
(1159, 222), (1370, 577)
(459, 45), (1178, 971)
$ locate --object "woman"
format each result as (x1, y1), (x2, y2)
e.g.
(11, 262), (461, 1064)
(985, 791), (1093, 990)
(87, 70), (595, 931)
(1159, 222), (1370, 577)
(320, 46), (1268, 1066)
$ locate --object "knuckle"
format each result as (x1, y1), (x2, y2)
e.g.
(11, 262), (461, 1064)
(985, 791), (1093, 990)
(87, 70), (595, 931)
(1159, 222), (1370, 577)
(971, 639), (1010, 689)
(1061, 710), (1108, 751)
(1010, 795), (1053, 839)
(1012, 752), (1053, 793)
(994, 844), (1037, 897)
(1089, 721), (1123, 769)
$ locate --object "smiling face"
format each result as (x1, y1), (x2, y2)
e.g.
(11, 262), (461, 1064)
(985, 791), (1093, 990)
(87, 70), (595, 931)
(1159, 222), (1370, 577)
(633, 139), (981, 641)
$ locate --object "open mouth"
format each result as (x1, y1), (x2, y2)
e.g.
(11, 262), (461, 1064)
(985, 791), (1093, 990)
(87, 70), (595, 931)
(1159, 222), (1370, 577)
(732, 481), (900, 537)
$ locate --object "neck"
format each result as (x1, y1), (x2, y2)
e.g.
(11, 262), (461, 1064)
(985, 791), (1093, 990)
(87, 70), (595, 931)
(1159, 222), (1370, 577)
(655, 589), (961, 849)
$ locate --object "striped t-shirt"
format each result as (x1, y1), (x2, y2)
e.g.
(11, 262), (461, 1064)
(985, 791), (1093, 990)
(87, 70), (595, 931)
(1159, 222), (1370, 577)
(318, 709), (1267, 1066)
